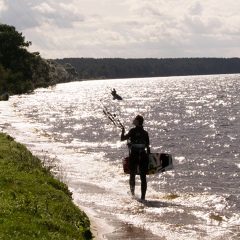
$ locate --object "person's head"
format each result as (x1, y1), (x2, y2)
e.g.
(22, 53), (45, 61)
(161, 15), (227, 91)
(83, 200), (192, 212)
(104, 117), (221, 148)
(132, 115), (144, 126)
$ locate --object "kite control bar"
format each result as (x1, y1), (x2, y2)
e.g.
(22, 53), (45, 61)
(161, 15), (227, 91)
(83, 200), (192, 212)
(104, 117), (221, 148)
(101, 101), (124, 129)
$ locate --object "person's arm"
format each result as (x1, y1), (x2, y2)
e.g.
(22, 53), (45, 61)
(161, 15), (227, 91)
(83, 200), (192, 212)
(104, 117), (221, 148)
(146, 133), (151, 154)
(121, 127), (131, 141)
(146, 145), (150, 154)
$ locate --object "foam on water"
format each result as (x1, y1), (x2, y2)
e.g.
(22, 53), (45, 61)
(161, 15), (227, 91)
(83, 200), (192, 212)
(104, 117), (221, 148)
(1, 74), (240, 239)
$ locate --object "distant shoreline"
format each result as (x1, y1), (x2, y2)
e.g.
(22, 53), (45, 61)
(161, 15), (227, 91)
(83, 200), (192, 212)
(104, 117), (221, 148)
(55, 57), (240, 81)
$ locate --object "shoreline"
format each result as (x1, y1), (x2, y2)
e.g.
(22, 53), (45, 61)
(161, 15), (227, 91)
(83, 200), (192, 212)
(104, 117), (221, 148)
(75, 204), (115, 240)
(69, 182), (163, 240)
(0, 131), (93, 239)
(0, 102), (112, 239)
(0, 100), (165, 239)
(0, 101), (156, 239)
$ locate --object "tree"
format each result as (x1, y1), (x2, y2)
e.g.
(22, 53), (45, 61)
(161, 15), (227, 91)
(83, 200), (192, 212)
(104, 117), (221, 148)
(0, 64), (11, 92)
(0, 24), (36, 93)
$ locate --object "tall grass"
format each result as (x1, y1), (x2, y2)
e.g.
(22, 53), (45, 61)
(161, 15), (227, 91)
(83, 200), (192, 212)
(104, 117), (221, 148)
(0, 132), (93, 239)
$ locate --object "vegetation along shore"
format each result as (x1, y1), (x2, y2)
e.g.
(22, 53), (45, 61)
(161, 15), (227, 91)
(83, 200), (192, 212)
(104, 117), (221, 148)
(0, 132), (93, 239)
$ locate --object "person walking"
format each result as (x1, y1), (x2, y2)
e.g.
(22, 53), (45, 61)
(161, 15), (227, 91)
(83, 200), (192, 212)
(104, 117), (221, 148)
(121, 115), (150, 201)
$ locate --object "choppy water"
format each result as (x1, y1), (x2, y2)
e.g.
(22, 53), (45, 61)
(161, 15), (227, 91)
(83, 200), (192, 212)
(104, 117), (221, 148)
(1, 74), (240, 239)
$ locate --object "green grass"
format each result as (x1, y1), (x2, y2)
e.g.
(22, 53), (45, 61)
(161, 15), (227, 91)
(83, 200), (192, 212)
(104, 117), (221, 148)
(0, 132), (93, 239)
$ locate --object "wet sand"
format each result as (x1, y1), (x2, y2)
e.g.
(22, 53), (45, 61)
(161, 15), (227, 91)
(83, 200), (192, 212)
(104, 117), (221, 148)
(76, 204), (114, 240)
(77, 203), (163, 240)
(71, 184), (163, 240)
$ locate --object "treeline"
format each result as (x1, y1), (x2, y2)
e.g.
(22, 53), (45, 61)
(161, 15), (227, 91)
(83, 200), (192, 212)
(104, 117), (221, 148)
(0, 24), (78, 95)
(55, 57), (240, 80)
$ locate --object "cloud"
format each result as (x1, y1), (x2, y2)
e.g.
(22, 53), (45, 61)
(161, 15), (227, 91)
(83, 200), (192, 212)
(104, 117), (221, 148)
(32, 2), (55, 14)
(188, 2), (203, 15)
(75, 28), (126, 47)
(132, 22), (182, 43)
(0, 0), (7, 14)
(57, 3), (85, 22)
(0, 0), (239, 58)
(184, 16), (222, 34)
(1, 0), (85, 30)
(34, 2), (85, 28)
(129, 0), (164, 18)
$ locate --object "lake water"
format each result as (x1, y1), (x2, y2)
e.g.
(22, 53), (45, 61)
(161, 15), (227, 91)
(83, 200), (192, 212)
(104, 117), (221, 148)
(1, 74), (240, 239)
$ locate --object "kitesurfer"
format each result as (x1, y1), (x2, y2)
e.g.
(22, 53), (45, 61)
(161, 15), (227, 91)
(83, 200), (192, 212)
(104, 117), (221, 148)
(111, 88), (122, 100)
(111, 88), (117, 96)
(121, 115), (150, 201)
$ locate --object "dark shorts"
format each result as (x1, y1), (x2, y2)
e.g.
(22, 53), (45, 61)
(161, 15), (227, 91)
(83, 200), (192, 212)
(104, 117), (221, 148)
(129, 151), (149, 175)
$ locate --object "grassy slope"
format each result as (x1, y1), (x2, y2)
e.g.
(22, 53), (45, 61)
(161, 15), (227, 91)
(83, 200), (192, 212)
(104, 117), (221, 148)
(0, 132), (93, 239)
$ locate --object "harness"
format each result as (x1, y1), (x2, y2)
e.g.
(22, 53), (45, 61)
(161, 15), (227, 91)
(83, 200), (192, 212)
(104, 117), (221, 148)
(129, 136), (147, 153)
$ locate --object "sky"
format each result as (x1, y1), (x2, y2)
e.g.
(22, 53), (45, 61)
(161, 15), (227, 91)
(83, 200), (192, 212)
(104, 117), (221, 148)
(0, 0), (239, 59)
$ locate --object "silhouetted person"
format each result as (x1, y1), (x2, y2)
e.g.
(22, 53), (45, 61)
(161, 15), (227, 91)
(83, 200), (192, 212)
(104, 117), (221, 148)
(121, 115), (150, 201)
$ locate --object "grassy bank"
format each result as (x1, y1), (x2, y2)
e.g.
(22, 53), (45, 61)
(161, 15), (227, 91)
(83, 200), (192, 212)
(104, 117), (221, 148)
(0, 132), (93, 239)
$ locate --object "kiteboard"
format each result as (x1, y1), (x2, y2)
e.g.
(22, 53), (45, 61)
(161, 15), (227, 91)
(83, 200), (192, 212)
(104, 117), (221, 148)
(123, 153), (173, 175)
